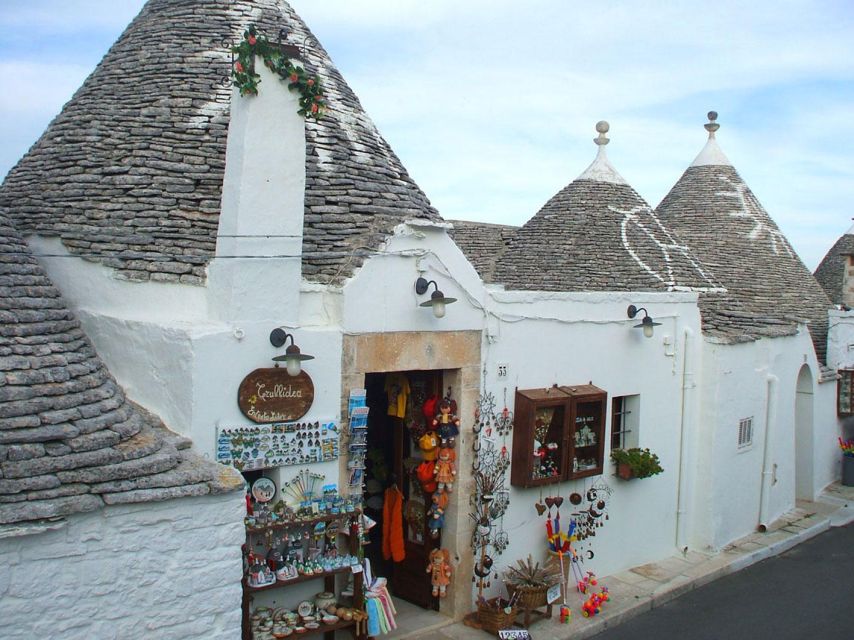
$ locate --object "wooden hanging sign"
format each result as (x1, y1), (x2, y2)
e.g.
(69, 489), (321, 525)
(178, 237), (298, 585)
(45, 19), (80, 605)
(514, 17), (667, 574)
(238, 368), (315, 423)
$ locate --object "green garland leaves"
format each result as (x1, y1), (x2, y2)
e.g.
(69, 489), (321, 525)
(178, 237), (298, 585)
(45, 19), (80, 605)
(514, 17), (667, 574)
(231, 25), (326, 120)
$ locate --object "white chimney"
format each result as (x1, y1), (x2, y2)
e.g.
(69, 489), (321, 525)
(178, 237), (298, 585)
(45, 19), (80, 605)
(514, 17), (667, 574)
(208, 57), (306, 323)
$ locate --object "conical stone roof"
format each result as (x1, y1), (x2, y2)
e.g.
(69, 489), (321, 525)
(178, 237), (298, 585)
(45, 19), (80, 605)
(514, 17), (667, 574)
(656, 113), (832, 361)
(814, 223), (854, 306)
(492, 122), (721, 293)
(0, 213), (240, 525)
(448, 220), (517, 283)
(0, 0), (438, 286)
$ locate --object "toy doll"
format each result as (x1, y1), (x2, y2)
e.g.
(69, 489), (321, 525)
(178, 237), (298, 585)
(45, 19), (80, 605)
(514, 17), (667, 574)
(426, 548), (452, 598)
(427, 492), (448, 539)
(434, 447), (456, 493)
(432, 399), (460, 447)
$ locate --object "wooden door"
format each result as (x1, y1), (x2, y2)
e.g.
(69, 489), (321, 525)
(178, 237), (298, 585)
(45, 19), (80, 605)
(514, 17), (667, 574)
(389, 370), (442, 610)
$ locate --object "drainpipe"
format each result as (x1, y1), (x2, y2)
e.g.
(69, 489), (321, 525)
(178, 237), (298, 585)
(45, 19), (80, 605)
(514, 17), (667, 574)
(675, 328), (693, 552)
(758, 374), (778, 532)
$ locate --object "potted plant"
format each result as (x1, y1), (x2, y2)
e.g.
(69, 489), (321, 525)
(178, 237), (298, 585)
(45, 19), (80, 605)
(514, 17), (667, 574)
(610, 447), (663, 480)
(839, 437), (854, 487)
(503, 555), (562, 610)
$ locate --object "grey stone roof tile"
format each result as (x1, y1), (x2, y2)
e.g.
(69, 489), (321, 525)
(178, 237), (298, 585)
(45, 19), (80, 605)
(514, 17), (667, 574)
(814, 231), (854, 306)
(492, 179), (720, 292)
(656, 164), (832, 361)
(0, 0), (438, 286)
(0, 212), (241, 524)
(448, 220), (517, 283)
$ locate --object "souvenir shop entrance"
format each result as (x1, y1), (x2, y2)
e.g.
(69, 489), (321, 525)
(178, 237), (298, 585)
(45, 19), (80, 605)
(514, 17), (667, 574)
(362, 370), (448, 612)
(341, 329), (482, 621)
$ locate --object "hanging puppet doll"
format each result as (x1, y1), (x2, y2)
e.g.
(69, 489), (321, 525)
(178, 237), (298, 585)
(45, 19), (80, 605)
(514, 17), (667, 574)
(427, 491), (448, 539)
(432, 399), (460, 448)
(434, 447), (456, 493)
(426, 548), (453, 598)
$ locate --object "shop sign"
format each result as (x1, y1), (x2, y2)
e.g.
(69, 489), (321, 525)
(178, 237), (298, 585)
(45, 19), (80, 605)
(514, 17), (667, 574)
(238, 368), (314, 423)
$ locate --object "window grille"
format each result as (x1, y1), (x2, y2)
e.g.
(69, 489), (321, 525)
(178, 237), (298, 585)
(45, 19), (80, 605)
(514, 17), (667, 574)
(611, 395), (639, 450)
(738, 417), (753, 449)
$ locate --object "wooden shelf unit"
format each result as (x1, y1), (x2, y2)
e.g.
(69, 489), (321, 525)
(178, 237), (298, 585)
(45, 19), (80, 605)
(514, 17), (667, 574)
(510, 384), (607, 487)
(242, 513), (365, 640)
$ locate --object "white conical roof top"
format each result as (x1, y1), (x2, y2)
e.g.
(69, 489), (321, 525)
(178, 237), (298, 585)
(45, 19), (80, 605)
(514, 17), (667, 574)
(689, 111), (732, 167)
(576, 121), (628, 184)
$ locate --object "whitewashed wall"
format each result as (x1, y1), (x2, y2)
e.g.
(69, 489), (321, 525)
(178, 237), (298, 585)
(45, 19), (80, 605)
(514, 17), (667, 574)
(0, 491), (244, 640)
(827, 309), (854, 370)
(340, 220), (486, 335)
(691, 329), (827, 551)
(479, 291), (702, 583)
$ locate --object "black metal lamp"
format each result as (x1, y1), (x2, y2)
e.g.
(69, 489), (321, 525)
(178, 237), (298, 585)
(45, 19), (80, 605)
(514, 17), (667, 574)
(627, 305), (661, 339)
(269, 328), (314, 376)
(415, 277), (457, 318)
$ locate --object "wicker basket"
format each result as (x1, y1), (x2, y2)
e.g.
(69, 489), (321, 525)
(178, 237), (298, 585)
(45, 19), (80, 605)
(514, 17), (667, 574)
(477, 597), (518, 634)
(506, 583), (549, 609)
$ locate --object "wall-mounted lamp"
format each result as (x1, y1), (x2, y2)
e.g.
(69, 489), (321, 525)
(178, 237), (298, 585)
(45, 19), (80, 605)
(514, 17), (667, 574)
(627, 305), (661, 339)
(269, 328), (314, 376)
(415, 277), (457, 318)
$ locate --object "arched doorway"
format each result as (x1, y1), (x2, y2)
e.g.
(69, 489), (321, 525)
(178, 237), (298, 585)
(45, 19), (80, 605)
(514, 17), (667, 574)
(795, 365), (814, 500)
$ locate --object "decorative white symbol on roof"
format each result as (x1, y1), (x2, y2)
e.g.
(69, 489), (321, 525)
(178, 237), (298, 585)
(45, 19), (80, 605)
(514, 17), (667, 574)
(610, 204), (724, 292)
(716, 176), (794, 258)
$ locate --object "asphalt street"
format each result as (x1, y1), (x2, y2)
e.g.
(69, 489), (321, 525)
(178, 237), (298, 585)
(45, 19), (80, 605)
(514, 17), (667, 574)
(591, 523), (854, 640)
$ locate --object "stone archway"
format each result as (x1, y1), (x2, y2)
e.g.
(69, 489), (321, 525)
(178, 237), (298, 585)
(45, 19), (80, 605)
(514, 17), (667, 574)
(795, 364), (815, 500)
(340, 331), (481, 620)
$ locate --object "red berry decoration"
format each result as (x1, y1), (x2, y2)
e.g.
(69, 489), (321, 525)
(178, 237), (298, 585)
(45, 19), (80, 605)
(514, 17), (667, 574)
(248, 35), (257, 45)
(289, 73), (298, 82)
(234, 61), (244, 73)
(310, 103), (319, 114)
(307, 78), (314, 87)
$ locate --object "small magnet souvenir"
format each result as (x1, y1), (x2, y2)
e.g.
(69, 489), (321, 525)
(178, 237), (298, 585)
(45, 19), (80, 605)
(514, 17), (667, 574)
(252, 477), (277, 503)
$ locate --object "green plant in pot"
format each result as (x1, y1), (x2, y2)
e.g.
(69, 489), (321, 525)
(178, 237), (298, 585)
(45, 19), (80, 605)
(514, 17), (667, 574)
(610, 447), (663, 480)
(504, 555), (562, 609)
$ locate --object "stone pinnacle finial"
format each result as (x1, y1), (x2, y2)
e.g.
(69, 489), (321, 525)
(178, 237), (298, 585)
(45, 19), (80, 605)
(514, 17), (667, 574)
(704, 111), (720, 138)
(594, 120), (610, 146)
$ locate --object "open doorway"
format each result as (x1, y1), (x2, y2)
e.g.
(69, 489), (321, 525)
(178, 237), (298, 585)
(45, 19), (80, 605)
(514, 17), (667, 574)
(795, 364), (815, 500)
(362, 370), (449, 612)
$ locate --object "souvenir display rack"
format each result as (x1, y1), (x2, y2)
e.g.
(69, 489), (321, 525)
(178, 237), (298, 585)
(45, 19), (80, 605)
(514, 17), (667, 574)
(242, 475), (366, 640)
(510, 384), (608, 487)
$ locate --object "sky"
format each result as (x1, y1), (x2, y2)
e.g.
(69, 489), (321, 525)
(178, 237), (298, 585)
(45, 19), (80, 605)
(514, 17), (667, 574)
(1, 0), (853, 270)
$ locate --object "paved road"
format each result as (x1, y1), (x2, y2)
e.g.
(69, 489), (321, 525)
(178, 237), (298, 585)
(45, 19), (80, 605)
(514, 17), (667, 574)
(592, 523), (854, 640)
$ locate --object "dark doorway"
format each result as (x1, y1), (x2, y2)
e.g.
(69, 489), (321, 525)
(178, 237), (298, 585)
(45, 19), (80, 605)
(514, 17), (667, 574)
(362, 370), (444, 611)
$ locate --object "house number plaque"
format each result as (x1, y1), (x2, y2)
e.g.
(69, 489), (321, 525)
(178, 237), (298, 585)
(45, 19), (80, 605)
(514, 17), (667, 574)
(238, 368), (315, 423)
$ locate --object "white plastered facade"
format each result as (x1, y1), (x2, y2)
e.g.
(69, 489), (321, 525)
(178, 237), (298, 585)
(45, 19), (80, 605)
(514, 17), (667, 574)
(22, 57), (847, 620)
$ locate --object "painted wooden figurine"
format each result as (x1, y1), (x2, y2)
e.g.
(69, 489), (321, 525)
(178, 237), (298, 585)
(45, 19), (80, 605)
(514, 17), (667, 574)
(433, 399), (460, 447)
(434, 447), (456, 493)
(426, 548), (452, 598)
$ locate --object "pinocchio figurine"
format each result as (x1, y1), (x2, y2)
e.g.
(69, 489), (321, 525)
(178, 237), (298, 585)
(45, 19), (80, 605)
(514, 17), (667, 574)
(433, 399), (460, 447)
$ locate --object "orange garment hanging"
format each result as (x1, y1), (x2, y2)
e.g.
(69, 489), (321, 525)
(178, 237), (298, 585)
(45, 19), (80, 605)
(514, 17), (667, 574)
(382, 485), (405, 562)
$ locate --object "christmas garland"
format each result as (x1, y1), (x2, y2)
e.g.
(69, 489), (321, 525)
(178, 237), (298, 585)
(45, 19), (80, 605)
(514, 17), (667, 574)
(231, 25), (326, 120)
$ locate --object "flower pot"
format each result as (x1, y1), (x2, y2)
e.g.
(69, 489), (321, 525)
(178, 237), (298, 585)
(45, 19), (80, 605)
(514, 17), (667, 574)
(617, 462), (635, 480)
(843, 455), (854, 487)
